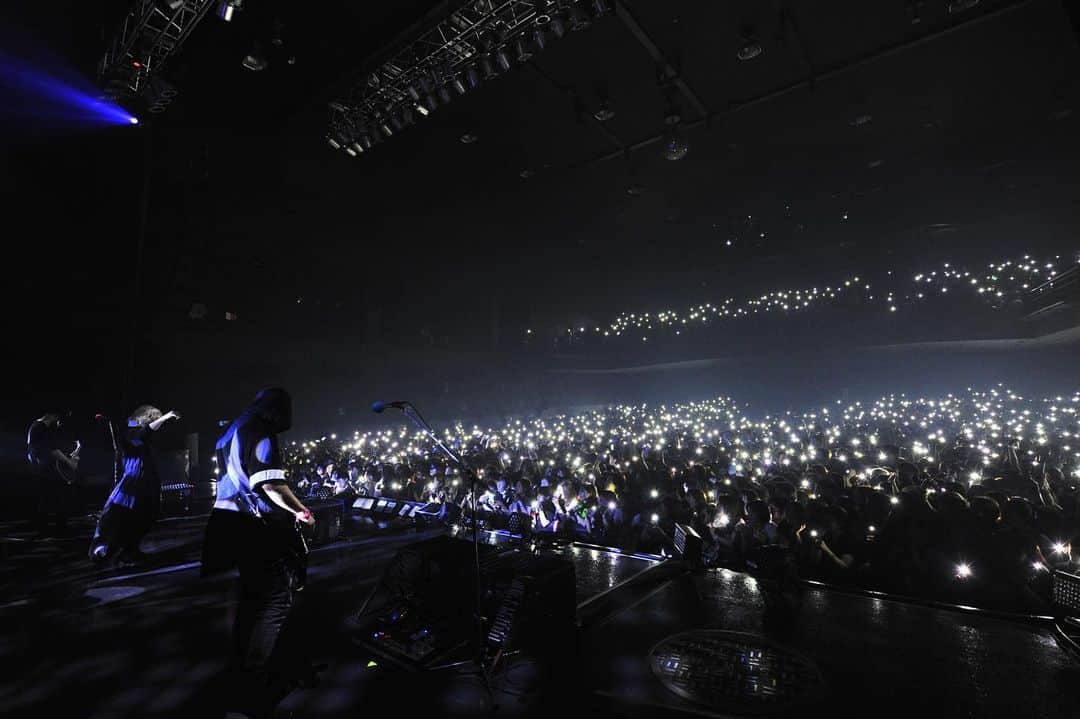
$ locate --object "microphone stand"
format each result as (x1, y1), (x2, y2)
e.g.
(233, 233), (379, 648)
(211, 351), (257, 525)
(384, 402), (495, 704)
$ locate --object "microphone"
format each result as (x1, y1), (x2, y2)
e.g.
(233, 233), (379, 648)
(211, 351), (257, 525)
(371, 400), (409, 414)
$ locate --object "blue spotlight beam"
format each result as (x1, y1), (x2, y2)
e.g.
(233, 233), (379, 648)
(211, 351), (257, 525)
(0, 48), (139, 128)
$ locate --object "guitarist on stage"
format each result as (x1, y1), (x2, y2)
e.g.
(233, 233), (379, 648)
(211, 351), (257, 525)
(202, 387), (316, 719)
(26, 412), (80, 537)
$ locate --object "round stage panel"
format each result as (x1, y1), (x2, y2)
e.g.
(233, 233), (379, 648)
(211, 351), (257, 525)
(649, 630), (825, 714)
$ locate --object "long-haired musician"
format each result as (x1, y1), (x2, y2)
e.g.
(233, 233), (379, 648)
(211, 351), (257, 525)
(202, 387), (316, 718)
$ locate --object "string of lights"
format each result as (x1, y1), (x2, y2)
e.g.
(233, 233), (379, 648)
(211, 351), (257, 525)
(530, 253), (1076, 342)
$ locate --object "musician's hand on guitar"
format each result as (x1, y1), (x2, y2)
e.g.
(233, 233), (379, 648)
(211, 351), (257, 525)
(296, 508), (315, 526)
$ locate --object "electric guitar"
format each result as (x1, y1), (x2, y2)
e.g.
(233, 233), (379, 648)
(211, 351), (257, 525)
(55, 441), (81, 485)
(243, 491), (311, 590)
(291, 518), (310, 591)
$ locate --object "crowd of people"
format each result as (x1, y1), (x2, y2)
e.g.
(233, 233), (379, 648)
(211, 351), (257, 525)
(272, 386), (1079, 611)
(529, 254), (1073, 344)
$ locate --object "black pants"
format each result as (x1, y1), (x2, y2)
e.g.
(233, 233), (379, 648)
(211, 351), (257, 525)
(228, 535), (303, 717)
(34, 477), (74, 533)
(90, 504), (155, 561)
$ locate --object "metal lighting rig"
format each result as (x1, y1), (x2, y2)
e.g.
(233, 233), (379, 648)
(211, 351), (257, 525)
(327, 0), (613, 158)
(98, 1), (220, 113)
(1022, 263), (1080, 335)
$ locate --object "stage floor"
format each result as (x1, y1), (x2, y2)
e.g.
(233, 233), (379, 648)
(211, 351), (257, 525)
(0, 516), (1076, 718)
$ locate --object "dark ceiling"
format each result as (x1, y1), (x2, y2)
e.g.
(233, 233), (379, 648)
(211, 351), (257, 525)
(3, 0), (1079, 383)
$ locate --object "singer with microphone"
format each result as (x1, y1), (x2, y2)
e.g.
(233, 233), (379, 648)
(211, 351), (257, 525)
(89, 405), (179, 564)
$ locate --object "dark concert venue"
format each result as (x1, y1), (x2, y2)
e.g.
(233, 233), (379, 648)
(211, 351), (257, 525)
(3, 1), (1080, 717)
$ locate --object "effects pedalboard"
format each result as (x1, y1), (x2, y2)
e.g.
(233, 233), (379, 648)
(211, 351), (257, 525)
(352, 535), (576, 671)
(365, 604), (459, 666)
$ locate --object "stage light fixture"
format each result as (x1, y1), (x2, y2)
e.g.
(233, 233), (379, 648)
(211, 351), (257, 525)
(661, 130), (687, 160)
(217, 0), (242, 22)
(137, 75), (178, 113)
(345, 146), (358, 157)
(359, 129), (375, 149)
(327, 0), (610, 151)
(593, 101), (615, 122)
(570, 3), (591, 31)
(390, 113), (405, 131)
(737, 36), (763, 61)
(907, 0), (924, 24)
(948, 0), (979, 12)
(242, 45), (268, 71)
(479, 53), (499, 80)
(464, 64), (482, 90)
(550, 11), (567, 38)
(495, 47), (512, 73)
(478, 28), (498, 52)
(327, 136), (342, 150)
(515, 37), (534, 62)
(661, 109), (688, 161)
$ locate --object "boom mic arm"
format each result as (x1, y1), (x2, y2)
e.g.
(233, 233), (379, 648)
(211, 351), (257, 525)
(371, 400), (410, 414)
